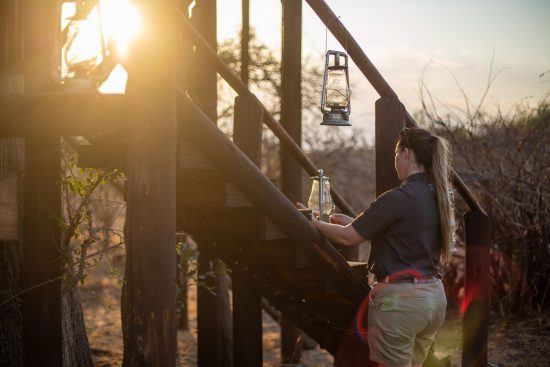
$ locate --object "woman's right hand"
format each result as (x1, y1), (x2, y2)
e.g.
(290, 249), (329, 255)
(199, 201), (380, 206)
(329, 213), (354, 226)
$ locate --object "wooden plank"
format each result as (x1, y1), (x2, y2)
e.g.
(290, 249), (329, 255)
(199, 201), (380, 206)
(0, 94), (132, 137)
(121, 0), (177, 365)
(177, 203), (286, 240)
(462, 210), (491, 367)
(179, 141), (217, 170)
(375, 97), (405, 195)
(225, 182), (254, 207)
(177, 169), (256, 208)
(77, 138), (126, 170)
(232, 94), (263, 367)
(0, 171), (18, 241)
(76, 138), (219, 172)
(176, 169), (226, 206)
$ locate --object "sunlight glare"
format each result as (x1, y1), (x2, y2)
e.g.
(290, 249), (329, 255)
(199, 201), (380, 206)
(98, 63), (128, 94)
(99, 0), (142, 58)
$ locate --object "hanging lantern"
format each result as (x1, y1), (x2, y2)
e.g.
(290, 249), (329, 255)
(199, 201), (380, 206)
(307, 169), (335, 222)
(320, 50), (352, 126)
(60, 1), (104, 92)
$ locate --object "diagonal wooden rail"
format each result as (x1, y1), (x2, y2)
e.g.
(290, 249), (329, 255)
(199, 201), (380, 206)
(176, 84), (369, 303)
(176, 7), (356, 217)
(305, 0), (484, 213)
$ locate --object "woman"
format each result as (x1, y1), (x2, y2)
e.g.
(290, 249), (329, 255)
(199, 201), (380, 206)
(302, 127), (455, 367)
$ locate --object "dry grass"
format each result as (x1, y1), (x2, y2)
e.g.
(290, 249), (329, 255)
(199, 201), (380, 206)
(81, 251), (550, 367)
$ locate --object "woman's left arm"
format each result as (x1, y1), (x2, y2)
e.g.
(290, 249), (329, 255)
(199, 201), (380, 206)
(311, 218), (365, 246)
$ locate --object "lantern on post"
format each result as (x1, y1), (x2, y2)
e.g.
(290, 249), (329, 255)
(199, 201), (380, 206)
(320, 50), (351, 126)
(60, 1), (104, 92)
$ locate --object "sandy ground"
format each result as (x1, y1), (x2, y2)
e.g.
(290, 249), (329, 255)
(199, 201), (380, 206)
(81, 250), (550, 367)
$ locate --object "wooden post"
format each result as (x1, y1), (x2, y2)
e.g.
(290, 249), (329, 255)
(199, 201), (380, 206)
(462, 211), (491, 367)
(197, 248), (223, 366)
(21, 1), (62, 366)
(121, 0), (177, 365)
(280, 1), (304, 364)
(232, 95), (263, 367)
(241, 0), (249, 86)
(374, 97), (405, 195)
(191, 1), (233, 366)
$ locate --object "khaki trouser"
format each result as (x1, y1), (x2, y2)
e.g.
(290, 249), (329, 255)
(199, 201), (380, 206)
(368, 279), (447, 366)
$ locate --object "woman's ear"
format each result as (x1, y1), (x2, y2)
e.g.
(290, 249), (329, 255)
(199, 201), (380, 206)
(403, 147), (412, 161)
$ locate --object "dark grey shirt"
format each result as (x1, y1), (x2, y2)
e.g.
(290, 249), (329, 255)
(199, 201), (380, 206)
(351, 172), (441, 279)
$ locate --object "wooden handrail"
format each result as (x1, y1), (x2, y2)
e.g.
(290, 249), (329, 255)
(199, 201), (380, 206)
(305, 0), (484, 214)
(176, 7), (356, 217)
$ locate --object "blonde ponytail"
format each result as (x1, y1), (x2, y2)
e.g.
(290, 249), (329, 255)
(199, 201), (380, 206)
(430, 135), (456, 264)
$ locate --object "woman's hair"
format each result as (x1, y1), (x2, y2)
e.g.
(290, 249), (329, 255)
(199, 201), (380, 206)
(397, 128), (456, 264)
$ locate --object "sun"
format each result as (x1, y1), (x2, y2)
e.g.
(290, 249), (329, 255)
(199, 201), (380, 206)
(61, 0), (142, 93)
(98, 0), (142, 58)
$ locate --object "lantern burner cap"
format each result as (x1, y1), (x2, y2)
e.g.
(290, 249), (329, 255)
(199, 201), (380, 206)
(321, 111), (351, 126)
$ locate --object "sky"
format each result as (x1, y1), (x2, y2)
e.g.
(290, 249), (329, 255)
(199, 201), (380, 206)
(217, 0), (550, 141)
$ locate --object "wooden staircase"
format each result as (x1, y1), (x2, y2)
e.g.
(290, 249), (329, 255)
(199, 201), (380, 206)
(175, 136), (370, 358)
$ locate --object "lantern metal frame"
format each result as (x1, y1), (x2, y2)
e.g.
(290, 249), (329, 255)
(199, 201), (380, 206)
(58, 0), (105, 92)
(308, 169), (335, 222)
(320, 50), (352, 126)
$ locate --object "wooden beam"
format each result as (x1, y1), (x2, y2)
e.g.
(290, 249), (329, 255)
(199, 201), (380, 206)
(121, 0), (177, 365)
(280, 1), (304, 363)
(20, 1), (62, 365)
(462, 211), (491, 367)
(0, 94), (132, 137)
(178, 92), (369, 303)
(232, 94), (263, 367)
(375, 97), (405, 195)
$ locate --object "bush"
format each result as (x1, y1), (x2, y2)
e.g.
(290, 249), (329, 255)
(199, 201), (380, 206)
(421, 100), (550, 315)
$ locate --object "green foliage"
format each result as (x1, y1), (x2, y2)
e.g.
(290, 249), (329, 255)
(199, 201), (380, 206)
(59, 139), (125, 290)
